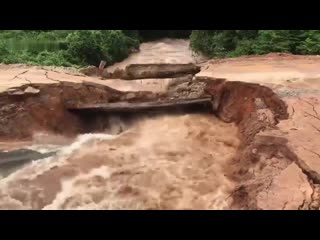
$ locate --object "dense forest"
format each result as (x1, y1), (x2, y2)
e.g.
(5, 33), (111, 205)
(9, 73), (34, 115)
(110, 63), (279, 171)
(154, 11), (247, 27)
(1, 30), (320, 67)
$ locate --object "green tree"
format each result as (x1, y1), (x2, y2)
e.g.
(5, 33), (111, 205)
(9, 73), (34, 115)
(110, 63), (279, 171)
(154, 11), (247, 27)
(296, 30), (320, 54)
(66, 30), (140, 66)
(66, 30), (108, 65)
(0, 41), (9, 61)
(253, 30), (295, 54)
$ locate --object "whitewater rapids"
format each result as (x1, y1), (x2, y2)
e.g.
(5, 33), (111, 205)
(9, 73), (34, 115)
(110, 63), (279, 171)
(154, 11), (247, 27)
(0, 114), (239, 210)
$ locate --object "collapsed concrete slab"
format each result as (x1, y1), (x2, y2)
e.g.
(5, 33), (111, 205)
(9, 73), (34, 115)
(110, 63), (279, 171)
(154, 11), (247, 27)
(68, 97), (213, 113)
(101, 63), (201, 80)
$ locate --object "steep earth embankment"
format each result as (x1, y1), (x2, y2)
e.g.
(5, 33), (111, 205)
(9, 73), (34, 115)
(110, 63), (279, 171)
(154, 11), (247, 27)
(199, 54), (320, 209)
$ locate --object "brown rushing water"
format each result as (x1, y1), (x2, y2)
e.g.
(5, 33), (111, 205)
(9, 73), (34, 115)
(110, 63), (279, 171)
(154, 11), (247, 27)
(0, 114), (239, 210)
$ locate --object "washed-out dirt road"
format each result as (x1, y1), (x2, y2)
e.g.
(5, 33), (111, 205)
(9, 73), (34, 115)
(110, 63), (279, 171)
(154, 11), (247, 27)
(0, 40), (320, 210)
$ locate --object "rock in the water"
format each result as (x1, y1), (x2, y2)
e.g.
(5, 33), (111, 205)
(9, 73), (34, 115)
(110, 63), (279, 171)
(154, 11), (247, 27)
(168, 81), (207, 99)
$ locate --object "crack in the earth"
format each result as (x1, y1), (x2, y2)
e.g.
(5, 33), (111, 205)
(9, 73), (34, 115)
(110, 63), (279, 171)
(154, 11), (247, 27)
(311, 124), (320, 134)
(308, 185), (316, 210)
(291, 106), (295, 119)
(44, 71), (62, 83)
(303, 111), (320, 121)
(225, 185), (246, 201)
(280, 144), (320, 186)
(298, 196), (307, 210)
(295, 158), (320, 185)
(282, 201), (289, 210)
(301, 146), (320, 159)
(8, 70), (29, 81)
(41, 68), (84, 77)
(24, 78), (32, 84)
(300, 98), (319, 116)
(265, 177), (274, 201)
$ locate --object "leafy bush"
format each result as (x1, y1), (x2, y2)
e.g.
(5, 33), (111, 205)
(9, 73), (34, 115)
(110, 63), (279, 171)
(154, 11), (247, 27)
(0, 41), (9, 61)
(252, 30), (293, 54)
(34, 51), (73, 66)
(190, 30), (320, 58)
(4, 30), (320, 67)
(190, 30), (258, 58)
(66, 30), (140, 66)
(229, 39), (256, 57)
(103, 30), (134, 62)
(0, 30), (141, 67)
(296, 30), (320, 55)
(190, 30), (219, 57)
(66, 30), (107, 66)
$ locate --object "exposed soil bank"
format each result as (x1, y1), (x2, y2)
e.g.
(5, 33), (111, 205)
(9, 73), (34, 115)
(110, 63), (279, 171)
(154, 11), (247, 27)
(0, 82), (161, 139)
(0, 77), (286, 139)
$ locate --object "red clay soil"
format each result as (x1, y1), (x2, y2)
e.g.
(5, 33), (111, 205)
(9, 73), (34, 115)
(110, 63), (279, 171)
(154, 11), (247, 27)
(202, 79), (298, 209)
(204, 79), (320, 209)
(0, 82), (161, 139)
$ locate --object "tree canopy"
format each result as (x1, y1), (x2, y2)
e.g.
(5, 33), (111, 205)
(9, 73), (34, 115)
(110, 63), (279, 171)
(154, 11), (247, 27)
(1, 30), (320, 67)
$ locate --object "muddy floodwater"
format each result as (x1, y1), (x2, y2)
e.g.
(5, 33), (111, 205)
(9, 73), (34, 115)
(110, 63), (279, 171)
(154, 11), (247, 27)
(0, 114), (239, 210)
(1, 40), (320, 210)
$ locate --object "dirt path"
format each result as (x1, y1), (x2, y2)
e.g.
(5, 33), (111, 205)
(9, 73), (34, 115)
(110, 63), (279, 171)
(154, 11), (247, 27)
(198, 53), (320, 90)
(0, 65), (174, 93)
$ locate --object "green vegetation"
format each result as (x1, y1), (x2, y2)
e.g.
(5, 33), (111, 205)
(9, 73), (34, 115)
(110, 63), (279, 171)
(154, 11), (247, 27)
(0, 30), (140, 67)
(190, 30), (320, 58)
(1, 30), (320, 67)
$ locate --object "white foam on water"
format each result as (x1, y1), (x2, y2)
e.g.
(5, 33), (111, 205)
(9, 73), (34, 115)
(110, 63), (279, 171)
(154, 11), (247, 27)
(58, 133), (117, 157)
(43, 165), (113, 210)
(0, 115), (239, 210)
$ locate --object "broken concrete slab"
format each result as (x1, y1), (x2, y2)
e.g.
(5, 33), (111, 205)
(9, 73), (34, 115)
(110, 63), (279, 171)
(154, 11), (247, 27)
(101, 64), (201, 80)
(167, 81), (208, 99)
(124, 63), (201, 80)
(68, 97), (213, 113)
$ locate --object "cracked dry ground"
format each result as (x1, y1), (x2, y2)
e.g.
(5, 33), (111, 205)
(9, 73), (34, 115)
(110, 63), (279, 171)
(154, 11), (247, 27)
(1, 54), (320, 210)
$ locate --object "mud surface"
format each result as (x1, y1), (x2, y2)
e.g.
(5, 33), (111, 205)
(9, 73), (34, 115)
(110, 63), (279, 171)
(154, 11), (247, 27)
(1, 41), (320, 210)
